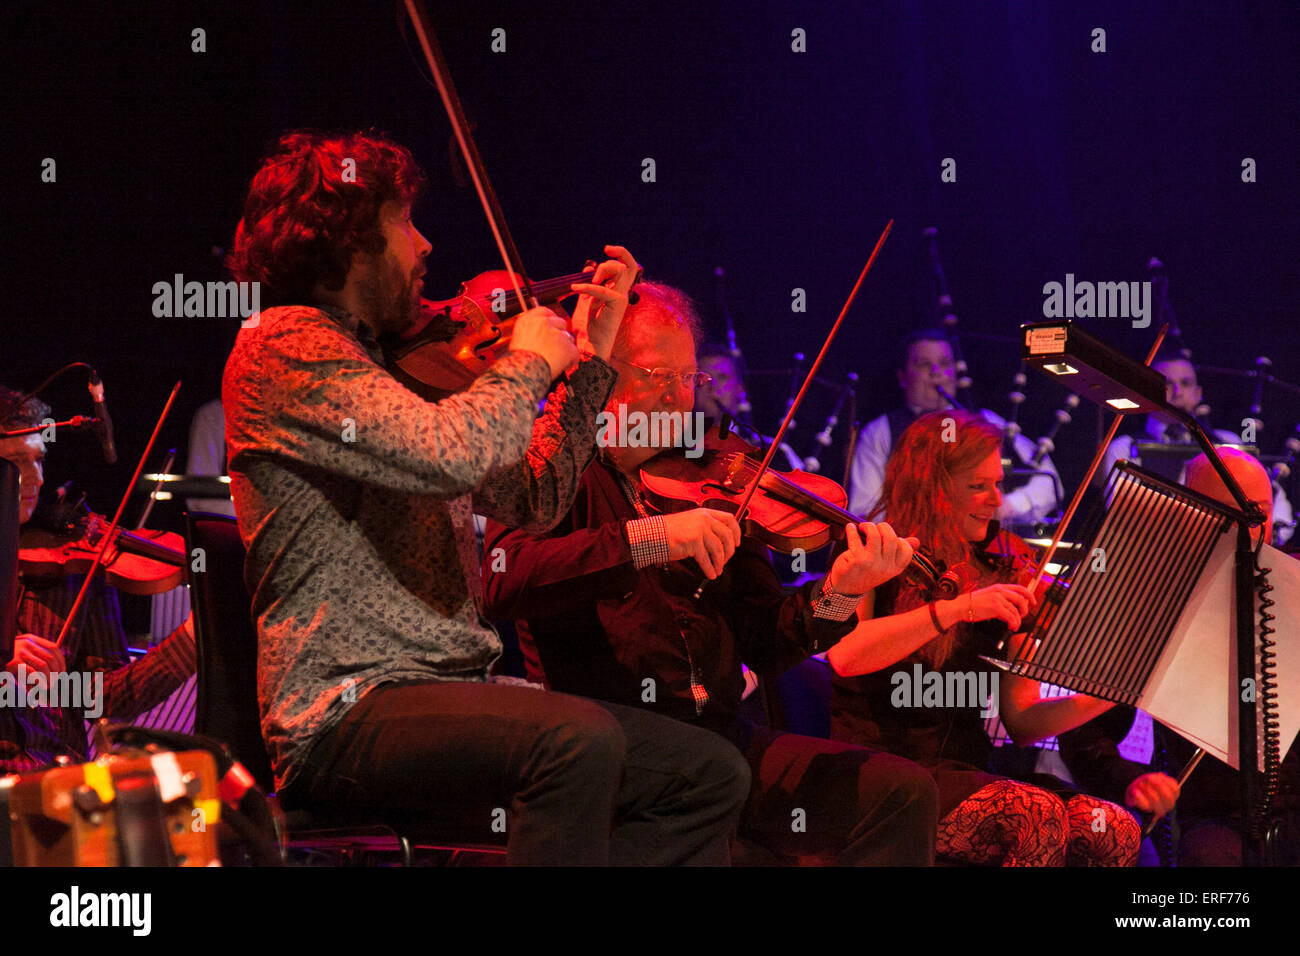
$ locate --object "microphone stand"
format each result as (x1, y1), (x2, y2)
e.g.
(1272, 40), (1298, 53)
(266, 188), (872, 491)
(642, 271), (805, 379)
(1161, 402), (1270, 865)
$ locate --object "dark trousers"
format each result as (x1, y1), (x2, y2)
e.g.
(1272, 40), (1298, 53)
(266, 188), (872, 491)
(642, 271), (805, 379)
(282, 681), (752, 865)
(729, 718), (939, 865)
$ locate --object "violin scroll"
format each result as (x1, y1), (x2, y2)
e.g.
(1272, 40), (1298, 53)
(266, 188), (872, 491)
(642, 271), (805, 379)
(904, 549), (958, 600)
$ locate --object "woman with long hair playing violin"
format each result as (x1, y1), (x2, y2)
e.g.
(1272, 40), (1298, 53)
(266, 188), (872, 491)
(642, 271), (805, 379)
(827, 410), (1139, 865)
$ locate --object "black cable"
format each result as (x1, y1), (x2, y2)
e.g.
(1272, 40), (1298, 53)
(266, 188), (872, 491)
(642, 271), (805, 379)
(1151, 726), (1174, 866)
(1251, 540), (1281, 840)
(0, 362), (95, 424)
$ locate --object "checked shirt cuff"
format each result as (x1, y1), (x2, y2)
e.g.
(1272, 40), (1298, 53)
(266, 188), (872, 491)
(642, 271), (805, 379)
(813, 577), (862, 621)
(624, 516), (671, 569)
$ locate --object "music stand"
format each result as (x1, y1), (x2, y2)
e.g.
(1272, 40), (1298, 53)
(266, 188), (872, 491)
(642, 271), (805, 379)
(1021, 320), (1272, 864)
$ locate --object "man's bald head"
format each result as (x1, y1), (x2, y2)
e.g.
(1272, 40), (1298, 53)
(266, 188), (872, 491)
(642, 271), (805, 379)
(1185, 447), (1273, 545)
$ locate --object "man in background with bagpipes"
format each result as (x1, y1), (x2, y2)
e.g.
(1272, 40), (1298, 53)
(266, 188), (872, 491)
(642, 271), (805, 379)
(1099, 350), (1294, 546)
(848, 329), (1062, 529)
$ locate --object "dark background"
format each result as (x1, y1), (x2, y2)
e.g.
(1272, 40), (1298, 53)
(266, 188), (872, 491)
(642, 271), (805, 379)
(5, 0), (1299, 524)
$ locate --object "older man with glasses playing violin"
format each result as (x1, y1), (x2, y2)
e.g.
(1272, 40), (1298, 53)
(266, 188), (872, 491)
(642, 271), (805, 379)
(485, 281), (940, 865)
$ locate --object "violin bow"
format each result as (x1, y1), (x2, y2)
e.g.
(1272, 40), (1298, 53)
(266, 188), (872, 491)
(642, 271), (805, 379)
(693, 220), (894, 598)
(401, 0), (536, 311)
(54, 381), (182, 649)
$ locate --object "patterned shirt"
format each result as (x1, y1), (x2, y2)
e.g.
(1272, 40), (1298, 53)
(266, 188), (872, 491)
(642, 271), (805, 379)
(222, 304), (615, 790)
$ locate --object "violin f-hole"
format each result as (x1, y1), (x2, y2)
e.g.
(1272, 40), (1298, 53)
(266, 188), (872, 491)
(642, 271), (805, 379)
(471, 325), (504, 358)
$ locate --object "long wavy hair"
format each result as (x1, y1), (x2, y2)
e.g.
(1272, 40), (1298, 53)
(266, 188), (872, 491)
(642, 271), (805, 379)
(226, 130), (425, 307)
(872, 409), (1003, 665)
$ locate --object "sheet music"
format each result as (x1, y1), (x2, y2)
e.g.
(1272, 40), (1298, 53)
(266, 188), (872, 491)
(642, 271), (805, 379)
(1143, 540), (1300, 771)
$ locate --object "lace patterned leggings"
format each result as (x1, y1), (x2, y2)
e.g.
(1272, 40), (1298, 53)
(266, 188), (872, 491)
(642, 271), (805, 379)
(936, 780), (1139, 866)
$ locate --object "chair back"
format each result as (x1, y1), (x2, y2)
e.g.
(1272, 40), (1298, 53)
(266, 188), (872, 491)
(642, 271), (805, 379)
(184, 512), (275, 790)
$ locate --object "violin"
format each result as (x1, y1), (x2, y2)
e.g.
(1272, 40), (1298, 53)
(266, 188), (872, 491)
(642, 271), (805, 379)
(19, 504), (185, 597)
(969, 523), (1041, 586)
(638, 422), (952, 597)
(951, 522), (1067, 653)
(385, 268), (597, 400)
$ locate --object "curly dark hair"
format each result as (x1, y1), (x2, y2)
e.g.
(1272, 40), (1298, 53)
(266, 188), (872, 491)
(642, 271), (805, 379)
(0, 386), (52, 431)
(226, 130), (426, 307)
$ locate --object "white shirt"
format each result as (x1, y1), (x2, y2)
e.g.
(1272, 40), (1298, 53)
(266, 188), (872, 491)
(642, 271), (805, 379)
(185, 397), (235, 517)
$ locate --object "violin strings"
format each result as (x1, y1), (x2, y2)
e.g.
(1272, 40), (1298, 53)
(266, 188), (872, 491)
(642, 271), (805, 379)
(496, 272), (592, 313)
(726, 455), (854, 521)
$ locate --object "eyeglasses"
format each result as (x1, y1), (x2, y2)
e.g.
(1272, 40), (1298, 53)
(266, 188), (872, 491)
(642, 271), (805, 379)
(614, 358), (713, 391)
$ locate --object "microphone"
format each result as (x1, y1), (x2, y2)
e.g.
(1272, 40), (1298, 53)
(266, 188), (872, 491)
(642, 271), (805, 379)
(87, 370), (117, 464)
